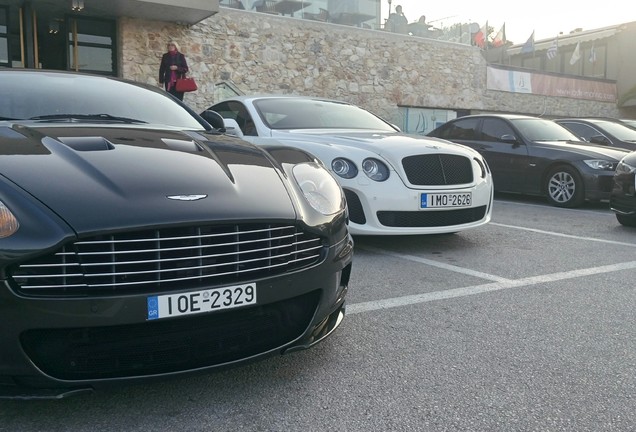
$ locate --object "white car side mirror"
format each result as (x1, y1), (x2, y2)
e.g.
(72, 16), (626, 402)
(223, 119), (245, 138)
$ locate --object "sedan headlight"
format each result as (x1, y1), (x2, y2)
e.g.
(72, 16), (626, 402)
(293, 162), (344, 215)
(331, 158), (358, 179)
(584, 159), (617, 171)
(0, 200), (19, 238)
(362, 158), (390, 182)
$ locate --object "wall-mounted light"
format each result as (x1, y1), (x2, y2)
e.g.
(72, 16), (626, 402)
(48, 21), (60, 34)
(71, 0), (84, 11)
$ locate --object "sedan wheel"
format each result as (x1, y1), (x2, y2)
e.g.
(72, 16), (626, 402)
(545, 165), (585, 208)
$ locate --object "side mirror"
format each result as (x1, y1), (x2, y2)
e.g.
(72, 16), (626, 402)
(500, 134), (518, 143)
(589, 135), (611, 146)
(222, 119), (245, 138)
(201, 110), (226, 132)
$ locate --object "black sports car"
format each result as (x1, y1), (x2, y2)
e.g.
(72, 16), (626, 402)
(609, 151), (636, 226)
(0, 70), (353, 399)
(427, 114), (629, 208)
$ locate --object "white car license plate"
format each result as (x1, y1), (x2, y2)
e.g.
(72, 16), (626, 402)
(421, 193), (472, 208)
(147, 283), (256, 320)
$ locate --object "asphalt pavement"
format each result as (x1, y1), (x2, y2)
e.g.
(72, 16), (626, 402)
(1, 194), (634, 432)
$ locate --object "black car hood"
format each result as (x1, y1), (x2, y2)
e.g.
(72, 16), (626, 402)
(533, 140), (629, 159)
(0, 124), (296, 234)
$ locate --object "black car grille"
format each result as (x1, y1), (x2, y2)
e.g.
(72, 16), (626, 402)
(402, 154), (474, 185)
(10, 224), (325, 297)
(377, 206), (487, 227)
(20, 291), (320, 380)
(343, 189), (366, 225)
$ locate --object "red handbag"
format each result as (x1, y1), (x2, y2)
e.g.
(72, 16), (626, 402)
(175, 77), (198, 92)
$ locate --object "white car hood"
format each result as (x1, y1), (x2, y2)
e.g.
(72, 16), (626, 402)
(269, 129), (479, 165)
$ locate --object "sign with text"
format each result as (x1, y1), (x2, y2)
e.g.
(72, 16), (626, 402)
(487, 66), (617, 103)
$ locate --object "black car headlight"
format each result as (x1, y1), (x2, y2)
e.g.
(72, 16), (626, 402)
(615, 160), (636, 174)
(293, 162), (345, 215)
(362, 158), (390, 182)
(331, 158), (358, 179)
(584, 159), (617, 171)
(0, 199), (19, 238)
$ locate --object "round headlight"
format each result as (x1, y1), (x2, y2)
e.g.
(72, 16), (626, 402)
(331, 158), (358, 179)
(362, 158), (390, 182)
(0, 200), (19, 238)
(293, 162), (345, 215)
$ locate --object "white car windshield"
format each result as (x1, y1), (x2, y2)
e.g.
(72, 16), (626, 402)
(253, 98), (397, 131)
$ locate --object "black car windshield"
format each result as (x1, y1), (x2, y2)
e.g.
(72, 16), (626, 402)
(0, 71), (204, 129)
(511, 118), (581, 142)
(592, 120), (636, 141)
(253, 98), (397, 131)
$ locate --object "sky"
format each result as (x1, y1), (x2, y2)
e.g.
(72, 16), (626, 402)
(381, 0), (636, 45)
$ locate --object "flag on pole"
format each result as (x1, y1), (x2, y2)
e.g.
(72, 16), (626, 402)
(474, 21), (488, 48)
(546, 37), (558, 59)
(570, 41), (581, 65)
(520, 31), (535, 54)
(492, 23), (506, 47)
(589, 44), (597, 63)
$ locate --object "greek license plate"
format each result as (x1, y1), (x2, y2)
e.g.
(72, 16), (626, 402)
(421, 193), (472, 208)
(147, 283), (256, 320)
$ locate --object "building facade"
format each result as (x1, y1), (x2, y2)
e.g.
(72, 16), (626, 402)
(1, 0), (634, 135)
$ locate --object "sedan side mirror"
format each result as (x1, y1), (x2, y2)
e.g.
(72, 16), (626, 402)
(500, 134), (518, 143)
(201, 110), (226, 132)
(589, 135), (611, 146)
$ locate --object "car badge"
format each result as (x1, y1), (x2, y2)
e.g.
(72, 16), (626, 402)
(167, 194), (208, 201)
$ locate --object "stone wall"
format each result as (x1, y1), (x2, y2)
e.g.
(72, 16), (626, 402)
(119, 9), (621, 123)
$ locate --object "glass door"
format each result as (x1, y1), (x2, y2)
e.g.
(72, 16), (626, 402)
(67, 16), (116, 75)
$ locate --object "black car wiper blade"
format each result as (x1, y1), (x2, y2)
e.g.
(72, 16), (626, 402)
(29, 114), (147, 124)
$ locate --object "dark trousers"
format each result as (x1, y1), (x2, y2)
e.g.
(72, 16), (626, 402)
(166, 84), (184, 101)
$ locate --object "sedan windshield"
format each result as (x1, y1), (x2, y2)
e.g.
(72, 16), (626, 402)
(511, 118), (581, 142)
(592, 120), (636, 141)
(0, 71), (204, 129)
(253, 98), (397, 131)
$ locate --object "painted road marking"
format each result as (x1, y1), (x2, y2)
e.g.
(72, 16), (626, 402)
(349, 221), (636, 315)
(348, 260), (636, 315)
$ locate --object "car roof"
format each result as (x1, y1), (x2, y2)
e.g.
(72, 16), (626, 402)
(450, 113), (546, 121)
(554, 118), (625, 124)
(219, 94), (348, 102)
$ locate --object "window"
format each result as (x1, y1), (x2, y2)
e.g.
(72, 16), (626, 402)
(398, 107), (458, 135)
(212, 101), (258, 136)
(481, 118), (516, 142)
(0, 6), (8, 66)
(68, 17), (116, 75)
(558, 122), (598, 141)
(437, 118), (480, 140)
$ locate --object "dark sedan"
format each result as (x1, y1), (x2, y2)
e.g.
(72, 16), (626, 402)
(554, 118), (636, 151)
(0, 70), (353, 399)
(610, 151), (636, 226)
(427, 114), (629, 207)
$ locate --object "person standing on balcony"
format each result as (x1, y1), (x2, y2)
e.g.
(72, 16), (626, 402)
(386, 5), (408, 34)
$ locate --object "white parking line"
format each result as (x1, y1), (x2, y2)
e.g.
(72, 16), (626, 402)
(358, 246), (510, 282)
(491, 222), (636, 247)
(347, 260), (636, 315)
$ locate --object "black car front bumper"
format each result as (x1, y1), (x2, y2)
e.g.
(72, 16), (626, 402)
(0, 234), (353, 400)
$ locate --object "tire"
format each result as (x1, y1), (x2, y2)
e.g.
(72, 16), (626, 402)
(616, 213), (636, 227)
(545, 165), (585, 208)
